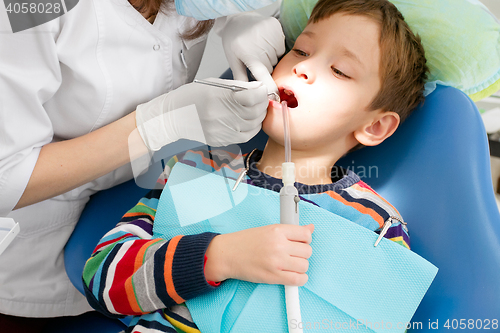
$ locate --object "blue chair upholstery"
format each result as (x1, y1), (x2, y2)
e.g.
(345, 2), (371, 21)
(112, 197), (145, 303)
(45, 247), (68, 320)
(65, 178), (150, 295)
(64, 85), (500, 331)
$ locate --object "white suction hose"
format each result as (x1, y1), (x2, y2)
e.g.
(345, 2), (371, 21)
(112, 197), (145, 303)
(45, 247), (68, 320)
(279, 101), (303, 333)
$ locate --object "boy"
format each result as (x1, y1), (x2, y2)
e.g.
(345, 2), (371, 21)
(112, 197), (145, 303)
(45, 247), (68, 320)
(83, 0), (427, 331)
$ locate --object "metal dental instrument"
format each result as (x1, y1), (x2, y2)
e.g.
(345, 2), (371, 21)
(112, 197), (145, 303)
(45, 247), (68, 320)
(374, 219), (392, 247)
(194, 79), (281, 102)
(268, 91), (280, 102)
(232, 148), (258, 192)
(279, 100), (303, 333)
(374, 216), (406, 247)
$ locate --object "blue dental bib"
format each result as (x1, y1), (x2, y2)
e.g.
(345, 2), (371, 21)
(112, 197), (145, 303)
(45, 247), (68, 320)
(153, 162), (438, 333)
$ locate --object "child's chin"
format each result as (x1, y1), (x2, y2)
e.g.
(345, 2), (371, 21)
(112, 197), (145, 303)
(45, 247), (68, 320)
(261, 116), (284, 143)
(262, 105), (275, 131)
(261, 117), (272, 136)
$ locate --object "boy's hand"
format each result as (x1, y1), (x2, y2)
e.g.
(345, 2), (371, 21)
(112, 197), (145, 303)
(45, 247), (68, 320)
(205, 224), (314, 286)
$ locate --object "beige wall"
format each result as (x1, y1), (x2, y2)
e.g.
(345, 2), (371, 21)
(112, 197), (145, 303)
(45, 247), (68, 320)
(480, 0), (500, 19)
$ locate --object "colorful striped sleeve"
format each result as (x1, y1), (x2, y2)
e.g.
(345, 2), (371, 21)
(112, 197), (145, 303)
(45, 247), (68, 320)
(351, 181), (411, 250)
(82, 157), (219, 317)
(314, 179), (411, 250)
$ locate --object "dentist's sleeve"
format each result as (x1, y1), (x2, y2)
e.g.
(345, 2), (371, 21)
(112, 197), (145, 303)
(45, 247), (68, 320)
(0, 19), (61, 216)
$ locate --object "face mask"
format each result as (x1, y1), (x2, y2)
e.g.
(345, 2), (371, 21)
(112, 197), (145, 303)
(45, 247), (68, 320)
(175, 0), (277, 20)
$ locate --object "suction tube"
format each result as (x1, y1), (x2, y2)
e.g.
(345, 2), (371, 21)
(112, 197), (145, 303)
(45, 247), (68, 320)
(282, 101), (291, 164)
(279, 101), (303, 333)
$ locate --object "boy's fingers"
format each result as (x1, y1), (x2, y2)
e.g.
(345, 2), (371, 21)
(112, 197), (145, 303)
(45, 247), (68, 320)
(282, 256), (309, 274)
(288, 242), (313, 260)
(305, 224), (315, 233)
(278, 271), (308, 286)
(282, 224), (313, 244)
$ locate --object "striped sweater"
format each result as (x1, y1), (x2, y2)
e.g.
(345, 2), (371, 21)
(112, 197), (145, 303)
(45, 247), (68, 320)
(83, 149), (410, 333)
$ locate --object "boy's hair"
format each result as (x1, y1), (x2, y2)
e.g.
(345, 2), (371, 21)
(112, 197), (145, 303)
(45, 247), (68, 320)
(309, 0), (428, 122)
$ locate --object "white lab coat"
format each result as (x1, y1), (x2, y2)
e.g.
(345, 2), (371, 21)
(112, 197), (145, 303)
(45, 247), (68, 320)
(0, 0), (207, 317)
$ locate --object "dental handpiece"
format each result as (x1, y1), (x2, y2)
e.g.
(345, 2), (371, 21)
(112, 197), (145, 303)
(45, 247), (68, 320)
(193, 79), (281, 102)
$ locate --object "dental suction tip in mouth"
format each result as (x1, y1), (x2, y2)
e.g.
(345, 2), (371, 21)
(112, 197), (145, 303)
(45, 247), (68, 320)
(279, 88), (298, 108)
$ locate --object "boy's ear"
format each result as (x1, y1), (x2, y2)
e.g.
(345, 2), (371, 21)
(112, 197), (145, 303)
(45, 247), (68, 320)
(354, 111), (400, 147)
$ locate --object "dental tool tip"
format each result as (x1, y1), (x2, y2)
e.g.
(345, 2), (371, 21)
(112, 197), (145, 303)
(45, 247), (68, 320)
(268, 91), (281, 103)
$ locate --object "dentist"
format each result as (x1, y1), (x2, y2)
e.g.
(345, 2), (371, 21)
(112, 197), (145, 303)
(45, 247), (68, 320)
(0, 0), (285, 328)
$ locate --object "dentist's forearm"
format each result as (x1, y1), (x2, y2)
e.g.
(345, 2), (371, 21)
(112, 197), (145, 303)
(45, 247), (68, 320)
(14, 111), (148, 210)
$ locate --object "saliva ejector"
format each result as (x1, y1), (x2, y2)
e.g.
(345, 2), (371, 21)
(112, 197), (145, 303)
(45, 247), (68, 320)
(279, 100), (303, 333)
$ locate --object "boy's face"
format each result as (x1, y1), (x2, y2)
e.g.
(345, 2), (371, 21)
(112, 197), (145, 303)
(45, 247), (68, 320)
(264, 13), (383, 154)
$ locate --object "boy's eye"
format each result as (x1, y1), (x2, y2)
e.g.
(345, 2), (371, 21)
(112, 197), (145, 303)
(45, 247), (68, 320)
(292, 48), (309, 57)
(332, 67), (350, 79)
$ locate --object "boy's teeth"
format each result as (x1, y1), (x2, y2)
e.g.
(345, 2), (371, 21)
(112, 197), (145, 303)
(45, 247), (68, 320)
(284, 89), (293, 96)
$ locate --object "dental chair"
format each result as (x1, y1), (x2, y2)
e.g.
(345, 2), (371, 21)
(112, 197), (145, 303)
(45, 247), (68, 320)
(59, 84), (500, 332)
(337, 85), (500, 329)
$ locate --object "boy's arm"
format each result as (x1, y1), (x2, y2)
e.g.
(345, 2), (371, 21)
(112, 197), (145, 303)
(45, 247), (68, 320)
(82, 165), (219, 317)
(326, 180), (411, 250)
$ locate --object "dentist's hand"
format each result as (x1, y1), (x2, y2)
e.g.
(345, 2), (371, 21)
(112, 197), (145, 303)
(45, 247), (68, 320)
(135, 78), (268, 151)
(217, 12), (286, 96)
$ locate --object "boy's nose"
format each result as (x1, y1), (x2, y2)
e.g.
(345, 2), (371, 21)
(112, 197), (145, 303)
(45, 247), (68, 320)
(292, 61), (315, 83)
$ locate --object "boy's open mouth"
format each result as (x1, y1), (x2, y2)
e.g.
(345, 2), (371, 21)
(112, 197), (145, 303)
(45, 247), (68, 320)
(279, 87), (298, 108)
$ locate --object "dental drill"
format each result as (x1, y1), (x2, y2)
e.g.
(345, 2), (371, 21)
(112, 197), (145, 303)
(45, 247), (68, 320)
(279, 100), (303, 333)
